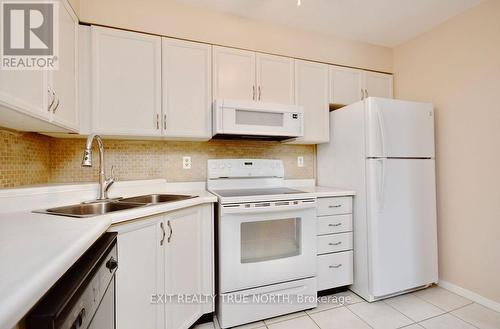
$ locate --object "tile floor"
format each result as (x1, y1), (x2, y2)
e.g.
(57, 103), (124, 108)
(195, 286), (500, 329)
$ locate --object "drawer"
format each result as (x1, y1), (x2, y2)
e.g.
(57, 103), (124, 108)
(317, 251), (353, 291)
(317, 214), (352, 235)
(317, 232), (353, 255)
(317, 197), (352, 216)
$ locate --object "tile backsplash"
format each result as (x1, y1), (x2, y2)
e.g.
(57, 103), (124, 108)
(1, 128), (315, 188)
(0, 129), (51, 188)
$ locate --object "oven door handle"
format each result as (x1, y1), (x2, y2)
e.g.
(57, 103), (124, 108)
(221, 201), (316, 214)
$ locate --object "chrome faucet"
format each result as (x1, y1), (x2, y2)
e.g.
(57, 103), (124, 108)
(82, 134), (116, 201)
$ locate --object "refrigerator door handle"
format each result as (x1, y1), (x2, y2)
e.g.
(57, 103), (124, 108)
(377, 158), (386, 213)
(376, 106), (387, 156)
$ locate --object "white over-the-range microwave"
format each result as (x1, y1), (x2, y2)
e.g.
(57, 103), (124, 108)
(212, 99), (304, 140)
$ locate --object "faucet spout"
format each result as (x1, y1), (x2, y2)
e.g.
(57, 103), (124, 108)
(81, 134), (115, 200)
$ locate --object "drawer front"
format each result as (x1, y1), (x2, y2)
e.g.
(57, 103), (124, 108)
(317, 251), (353, 291)
(317, 197), (352, 216)
(317, 232), (353, 255)
(317, 214), (352, 235)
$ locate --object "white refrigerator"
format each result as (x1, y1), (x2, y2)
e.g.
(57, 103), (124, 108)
(317, 97), (438, 302)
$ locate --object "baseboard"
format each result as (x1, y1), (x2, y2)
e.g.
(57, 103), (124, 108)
(438, 280), (500, 312)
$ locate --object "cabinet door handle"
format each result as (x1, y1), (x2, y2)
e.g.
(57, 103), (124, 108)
(47, 87), (56, 112)
(167, 220), (173, 243)
(52, 92), (60, 113)
(328, 223), (342, 227)
(329, 204), (342, 208)
(258, 86), (261, 100)
(329, 264), (342, 269)
(361, 88), (364, 100)
(328, 241), (342, 246)
(365, 89), (369, 98)
(163, 114), (167, 130)
(160, 222), (166, 246)
(252, 86), (256, 100)
(156, 114), (160, 130)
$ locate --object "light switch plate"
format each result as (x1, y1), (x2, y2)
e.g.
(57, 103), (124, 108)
(183, 156), (191, 169)
(297, 156), (304, 167)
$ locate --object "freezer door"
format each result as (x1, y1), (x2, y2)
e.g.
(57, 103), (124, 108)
(366, 98), (435, 158)
(366, 159), (438, 298)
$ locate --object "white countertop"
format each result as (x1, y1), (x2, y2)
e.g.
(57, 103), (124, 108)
(0, 213), (111, 329)
(0, 179), (352, 328)
(0, 180), (216, 329)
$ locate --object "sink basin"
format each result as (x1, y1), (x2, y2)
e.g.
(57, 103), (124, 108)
(119, 194), (197, 204)
(35, 201), (145, 218)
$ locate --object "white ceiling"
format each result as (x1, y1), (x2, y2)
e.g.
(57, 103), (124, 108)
(176, 0), (482, 47)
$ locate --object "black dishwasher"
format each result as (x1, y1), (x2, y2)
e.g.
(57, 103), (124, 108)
(26, 232), (118, 329)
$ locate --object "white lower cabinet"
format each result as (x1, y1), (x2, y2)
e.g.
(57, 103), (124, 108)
(114, 216), (165, 329)
(165, 206), (213, 329)
(317, 251), (354, 291)
(110, 204), (214, 329)
(316, 196), (354, 292)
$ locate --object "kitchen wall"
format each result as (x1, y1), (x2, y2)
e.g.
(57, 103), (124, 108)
(393, 0), (500, 304)
(0, 128), (315, 188)
(77, 0), (393, 73)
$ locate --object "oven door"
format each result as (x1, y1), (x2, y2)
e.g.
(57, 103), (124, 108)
(218, 200), (317, 293)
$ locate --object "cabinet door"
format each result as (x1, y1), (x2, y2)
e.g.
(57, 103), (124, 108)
(165, 205), (213, 329)
(292, 60), (330, 144)
(113, 217), (164, 329)
(50, 1), (79, 131)
(91, 26), (162, 136)
(329, 65), (363, 106)
(256, 54), (294, 104)
(162, 38), (212, 140)
(213, 46), (255, 101)
(0, 71), (48, 122)
(363, 71), (393, 99)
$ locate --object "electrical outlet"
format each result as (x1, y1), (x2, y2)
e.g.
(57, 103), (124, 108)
(182, 156), (191, 169)
(297, 156), (304, 167)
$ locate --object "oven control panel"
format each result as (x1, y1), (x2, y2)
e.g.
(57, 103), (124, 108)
(208, 159), (284, 179)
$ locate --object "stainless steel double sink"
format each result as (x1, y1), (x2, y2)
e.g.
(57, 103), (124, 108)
(34, 194), (197, 218)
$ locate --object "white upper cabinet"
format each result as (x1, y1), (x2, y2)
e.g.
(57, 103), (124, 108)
(363, 71), (394, 99)
(256, 54), (294, 104)
(50, 0), (79, 131)
(329, 66), (393, 107)
(213, 47), (295, 104)
(291, 60), (330, 144)
(329, 65), (363, 106)
(213, 46), (256, 101)
(91, 26), (162, 136)
(0, 67), (49, 122)
(0, 0), (78, 133)
(162, 38), (212, 140)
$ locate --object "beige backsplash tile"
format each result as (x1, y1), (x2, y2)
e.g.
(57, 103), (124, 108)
(0, 129), (51, 188)
(1, 128), (316, 188)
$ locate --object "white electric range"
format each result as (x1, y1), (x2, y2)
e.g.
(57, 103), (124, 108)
(208, 159), (318, 328)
